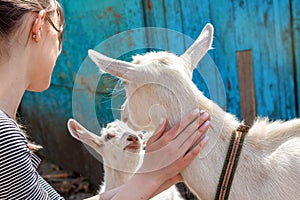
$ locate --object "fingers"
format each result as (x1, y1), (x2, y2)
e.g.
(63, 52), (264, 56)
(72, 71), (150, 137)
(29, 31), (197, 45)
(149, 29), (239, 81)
(141, 109), (209, 174)
(199, 110), (210, 126)
(147, 109), (209, 156)
(167, 108), (202, 140)
(146, 118), (167, 145)
(190, 120), (210, 148)
(174, 111), (209, 148)
(183, 135), (209, 161)
(168, 136), (208, 174)
(153, 108), (203, 148)
(179, 120), (209, 157)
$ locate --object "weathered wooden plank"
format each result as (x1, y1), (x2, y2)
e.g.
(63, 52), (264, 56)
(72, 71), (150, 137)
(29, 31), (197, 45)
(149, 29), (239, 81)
(292, 0), (300, 116)
(142, 0), (168, 50)
(233, 0), (296, 120)
(246, 0), (276, 119)
(232, 0), (253, 50)
(163, 0), (185, 54)
(55, 0), (119, 87)
(236, 50), (257, 125)
(273, 0), (296, 119)
(179, 0), (211, 40)
(56, 0), (145, 87)
(246, 0), (296, 120)
(232, 0), (256, 123)
(208, 0), (240, 117)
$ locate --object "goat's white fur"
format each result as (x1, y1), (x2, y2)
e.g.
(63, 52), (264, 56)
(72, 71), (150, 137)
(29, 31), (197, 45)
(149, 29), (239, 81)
(88, 23), (300, 200)
(67, 119), (184, 200)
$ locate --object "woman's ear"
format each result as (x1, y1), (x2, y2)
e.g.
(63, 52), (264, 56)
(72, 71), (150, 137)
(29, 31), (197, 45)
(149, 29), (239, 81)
(31, 10), (46, 42)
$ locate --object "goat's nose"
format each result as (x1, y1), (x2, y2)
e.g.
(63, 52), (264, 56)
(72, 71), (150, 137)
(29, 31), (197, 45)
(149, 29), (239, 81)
(127, 135), (139, 142)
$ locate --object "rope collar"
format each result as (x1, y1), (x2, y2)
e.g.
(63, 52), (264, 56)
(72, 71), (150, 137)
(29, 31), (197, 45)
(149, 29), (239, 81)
(215, 124), (249, 200)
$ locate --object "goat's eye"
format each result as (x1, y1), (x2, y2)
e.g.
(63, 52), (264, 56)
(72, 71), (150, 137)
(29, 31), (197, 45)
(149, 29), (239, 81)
(106, 133), (115, 140)
(138, 133), (143, 139)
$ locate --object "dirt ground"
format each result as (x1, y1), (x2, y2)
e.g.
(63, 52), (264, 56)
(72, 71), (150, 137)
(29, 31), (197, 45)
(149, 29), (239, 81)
(38, 160), (199, 200)
(38, 159), (98, 200)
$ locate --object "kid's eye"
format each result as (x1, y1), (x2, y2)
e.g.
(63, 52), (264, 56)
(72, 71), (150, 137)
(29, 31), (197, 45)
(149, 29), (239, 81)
(106, 133), (115, 140)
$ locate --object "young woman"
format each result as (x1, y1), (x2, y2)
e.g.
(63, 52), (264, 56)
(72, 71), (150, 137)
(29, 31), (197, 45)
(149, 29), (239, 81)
(0, 0), (210, 199)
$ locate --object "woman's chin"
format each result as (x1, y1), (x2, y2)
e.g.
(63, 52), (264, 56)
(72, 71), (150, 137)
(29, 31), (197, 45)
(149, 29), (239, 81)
(26, 81), (51, 92)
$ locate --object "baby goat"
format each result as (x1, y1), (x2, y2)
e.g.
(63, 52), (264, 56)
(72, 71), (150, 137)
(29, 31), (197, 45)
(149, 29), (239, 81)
(67, 119), (184, 199)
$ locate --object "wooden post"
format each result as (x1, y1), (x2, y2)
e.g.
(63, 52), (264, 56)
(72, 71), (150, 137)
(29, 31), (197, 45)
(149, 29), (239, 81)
(236, 50), (257, 126)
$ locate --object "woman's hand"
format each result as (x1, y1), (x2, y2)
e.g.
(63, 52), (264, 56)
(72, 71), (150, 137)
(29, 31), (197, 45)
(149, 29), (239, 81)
(137, 108), (210, 193)
(110, 108), (209, 200)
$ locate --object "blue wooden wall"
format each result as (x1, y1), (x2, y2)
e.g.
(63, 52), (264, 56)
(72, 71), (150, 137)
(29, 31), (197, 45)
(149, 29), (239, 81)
(20, 0), (300, 186)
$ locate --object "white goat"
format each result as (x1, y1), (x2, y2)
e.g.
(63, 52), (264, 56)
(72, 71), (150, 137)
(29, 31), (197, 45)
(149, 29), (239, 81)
(88, 23), (300, 200)
(67, 119), (184, 200)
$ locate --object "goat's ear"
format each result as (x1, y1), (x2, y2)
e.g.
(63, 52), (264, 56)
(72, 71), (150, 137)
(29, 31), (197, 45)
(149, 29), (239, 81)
(67, 119), (90, 140)
(67, 119), (101, 149)
(180, 23), (214, 71)
(88, 49), (137, 81)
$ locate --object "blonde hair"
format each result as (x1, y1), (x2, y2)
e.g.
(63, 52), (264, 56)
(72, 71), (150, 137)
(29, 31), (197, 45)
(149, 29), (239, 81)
(19, 121), (42, 151)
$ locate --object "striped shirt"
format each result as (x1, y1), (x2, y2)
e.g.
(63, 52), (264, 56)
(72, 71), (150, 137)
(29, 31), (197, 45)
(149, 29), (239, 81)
(0, 110), (64, 200)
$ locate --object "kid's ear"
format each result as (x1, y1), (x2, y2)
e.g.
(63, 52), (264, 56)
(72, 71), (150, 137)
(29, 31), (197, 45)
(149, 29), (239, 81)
(31, 10), (46, 42)
(67, 119), (92, 141)
(67, 119), (103, 150)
